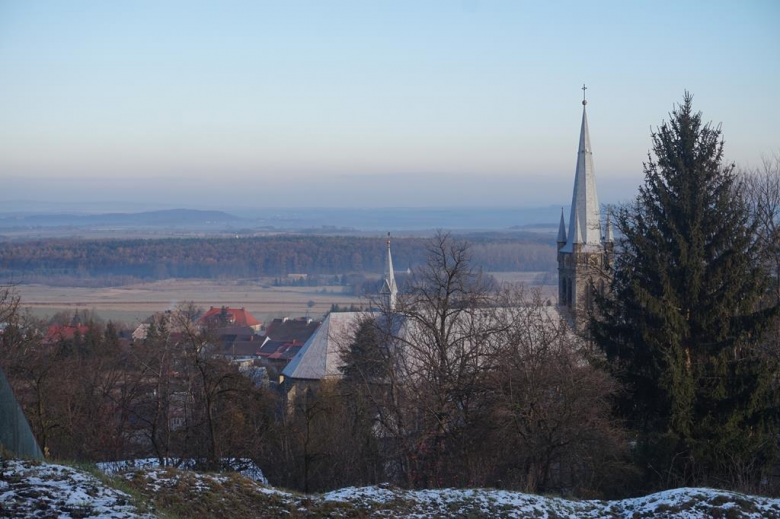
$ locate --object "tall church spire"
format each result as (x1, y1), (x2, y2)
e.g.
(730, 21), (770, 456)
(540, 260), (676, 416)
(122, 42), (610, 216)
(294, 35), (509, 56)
(563, 86), (601, 251)
(381, 232), (398, 311)
(557, 86), (612, 324)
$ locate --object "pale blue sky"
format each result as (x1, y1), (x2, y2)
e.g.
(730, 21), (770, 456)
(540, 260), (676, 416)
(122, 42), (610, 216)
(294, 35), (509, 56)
(1, 0), (778, 209)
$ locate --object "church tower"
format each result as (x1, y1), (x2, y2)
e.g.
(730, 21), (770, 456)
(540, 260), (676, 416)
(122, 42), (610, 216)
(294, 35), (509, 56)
(558, 87), (613, 322)
(380, 232), (398, 311)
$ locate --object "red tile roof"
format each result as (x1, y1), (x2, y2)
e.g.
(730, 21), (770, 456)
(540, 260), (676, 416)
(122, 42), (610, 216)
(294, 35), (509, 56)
(45, 324), (91, 343)
(199, 307), (261, 328)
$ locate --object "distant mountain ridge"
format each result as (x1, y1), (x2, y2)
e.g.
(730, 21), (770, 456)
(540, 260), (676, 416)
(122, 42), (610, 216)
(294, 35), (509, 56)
(0, 209), (242, 228)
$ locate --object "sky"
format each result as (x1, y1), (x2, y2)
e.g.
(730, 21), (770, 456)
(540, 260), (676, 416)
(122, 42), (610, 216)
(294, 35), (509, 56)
(1, 0), (778, 210)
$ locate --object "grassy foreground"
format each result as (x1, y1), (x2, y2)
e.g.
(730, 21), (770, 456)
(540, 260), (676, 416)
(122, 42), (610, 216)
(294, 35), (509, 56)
(1, 458), (779, 518)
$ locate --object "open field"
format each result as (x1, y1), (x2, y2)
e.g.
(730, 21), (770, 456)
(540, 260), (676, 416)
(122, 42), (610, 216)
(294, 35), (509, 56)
(488, 271), (556, 286)
(16, 278), (365, 325)
(14, 272), (557, 325)
(488, 271), (558, 304)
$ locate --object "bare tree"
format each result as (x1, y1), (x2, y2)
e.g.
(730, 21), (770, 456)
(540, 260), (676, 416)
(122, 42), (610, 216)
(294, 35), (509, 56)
(337, 237), (631, 494)
(743, 154), (780, 364)
(743, 154), (780, 303)
(487, 285), (630, 496)
(353, 232), (503, 487)
(0, 295), (60, 456)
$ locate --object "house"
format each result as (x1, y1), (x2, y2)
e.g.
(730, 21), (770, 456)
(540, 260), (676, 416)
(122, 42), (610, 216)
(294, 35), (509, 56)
(213, 325), (256, 347)
(218, 336), (304, 371)
(43, 324), (91, 345)
(219, 339), (267, 362)
(199, 306), (262, 332)
(132, 324), (150, 341)
(263, 317), (320, 343)
(264, 341), (304, 370)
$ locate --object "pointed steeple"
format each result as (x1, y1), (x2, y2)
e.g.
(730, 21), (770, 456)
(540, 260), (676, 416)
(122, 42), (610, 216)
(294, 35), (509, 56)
(563, 89), (601, 251)
(381, 232), (398, 310)
(603, 208), (614, 243)
(557, 208), (567, 246)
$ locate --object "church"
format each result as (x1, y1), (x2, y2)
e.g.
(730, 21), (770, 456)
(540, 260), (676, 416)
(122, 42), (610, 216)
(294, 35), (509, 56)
(281, 90), (612, 388)
(557, 89), (613, 324)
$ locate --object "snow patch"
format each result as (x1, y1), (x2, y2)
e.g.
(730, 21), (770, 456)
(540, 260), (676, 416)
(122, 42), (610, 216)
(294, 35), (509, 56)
(321, 484), (780, 518)
(0, 459), (152, 518)
(97, 457), (267, 484)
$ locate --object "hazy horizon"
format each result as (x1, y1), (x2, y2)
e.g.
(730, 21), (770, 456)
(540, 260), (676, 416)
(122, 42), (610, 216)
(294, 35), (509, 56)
(2, 1), (778, 209)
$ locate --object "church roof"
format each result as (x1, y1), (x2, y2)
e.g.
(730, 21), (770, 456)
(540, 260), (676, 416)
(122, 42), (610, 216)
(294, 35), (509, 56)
(282, 312), (366, 380)
(561, 100), (601, 252)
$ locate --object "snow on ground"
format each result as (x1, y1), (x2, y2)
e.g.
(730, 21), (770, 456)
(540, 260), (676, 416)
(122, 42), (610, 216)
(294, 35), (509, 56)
(125, 467), (229, 494)
(123, 466), (779, 519)
(97, 457), (268, 484)
(4, 457), (780, 518)
(0, 459), (152, 518)
(320, 485), (780, 518)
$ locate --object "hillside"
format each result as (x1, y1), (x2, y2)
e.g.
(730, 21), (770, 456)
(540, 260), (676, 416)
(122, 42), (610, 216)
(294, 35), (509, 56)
(2, 458), (779, 518)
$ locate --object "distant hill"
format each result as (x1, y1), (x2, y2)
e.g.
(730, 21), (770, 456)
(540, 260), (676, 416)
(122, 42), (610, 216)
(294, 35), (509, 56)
(0, 209), (242, 228)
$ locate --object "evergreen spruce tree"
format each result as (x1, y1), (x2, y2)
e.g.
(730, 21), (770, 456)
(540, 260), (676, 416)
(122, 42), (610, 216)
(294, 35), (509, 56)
(593, 93), (780, 489)
(104, 320), (121, 354)
(340, 318), (384, 383)
(338, 318), (386, 484)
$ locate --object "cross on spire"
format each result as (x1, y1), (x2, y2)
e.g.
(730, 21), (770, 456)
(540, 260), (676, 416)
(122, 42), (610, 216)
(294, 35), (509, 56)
(562, 84), (600, 250)
(582, 83), (588, 105)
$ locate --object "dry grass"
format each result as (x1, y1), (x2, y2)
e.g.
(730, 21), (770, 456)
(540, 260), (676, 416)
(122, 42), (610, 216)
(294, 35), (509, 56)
(16, 278), (363, 325)
(16, 273), (557, 325)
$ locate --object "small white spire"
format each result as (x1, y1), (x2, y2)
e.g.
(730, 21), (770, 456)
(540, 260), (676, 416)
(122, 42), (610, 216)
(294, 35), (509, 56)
(557, 208), (567, 243)
(604, 209), (614, 243)
(381, 232), (398, 311)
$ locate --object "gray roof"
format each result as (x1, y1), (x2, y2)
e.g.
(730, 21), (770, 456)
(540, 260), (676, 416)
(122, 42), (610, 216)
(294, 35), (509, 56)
(282, 312), (366, 380)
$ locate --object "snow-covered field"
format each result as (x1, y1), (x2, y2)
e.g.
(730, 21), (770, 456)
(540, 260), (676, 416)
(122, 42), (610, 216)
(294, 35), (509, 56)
(2, 457), (780, 518)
